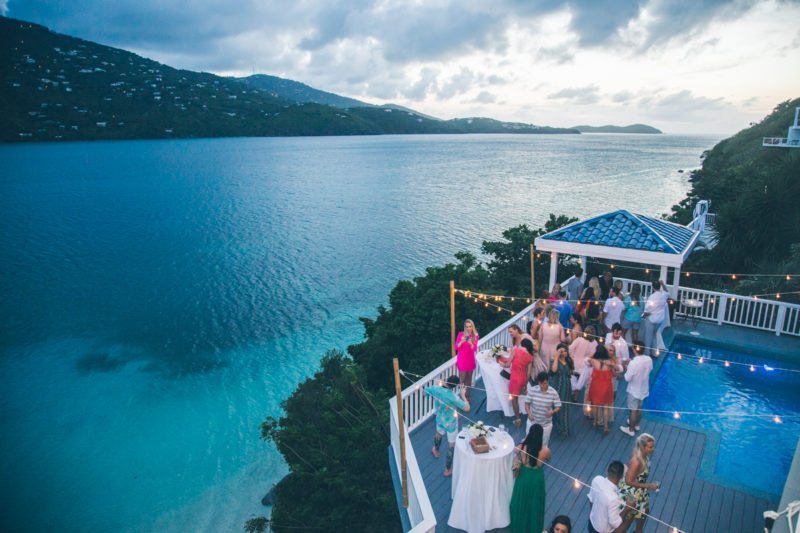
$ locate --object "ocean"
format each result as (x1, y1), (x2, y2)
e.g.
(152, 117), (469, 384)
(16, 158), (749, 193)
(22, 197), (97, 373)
(0, 133), (721, 532)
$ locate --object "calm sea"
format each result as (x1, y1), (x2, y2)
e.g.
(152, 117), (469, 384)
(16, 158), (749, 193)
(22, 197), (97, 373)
(0, 133), (720, 532)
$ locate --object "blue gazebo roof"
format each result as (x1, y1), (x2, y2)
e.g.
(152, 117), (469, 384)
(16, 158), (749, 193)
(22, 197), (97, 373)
(539, 210), (695, 254)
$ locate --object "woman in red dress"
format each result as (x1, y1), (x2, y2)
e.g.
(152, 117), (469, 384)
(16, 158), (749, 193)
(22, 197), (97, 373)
(588, 345), (615, 434)
(508, 338), (534, 427)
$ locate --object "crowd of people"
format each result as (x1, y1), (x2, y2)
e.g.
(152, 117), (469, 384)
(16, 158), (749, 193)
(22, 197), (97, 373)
(430, 268), (669, 532)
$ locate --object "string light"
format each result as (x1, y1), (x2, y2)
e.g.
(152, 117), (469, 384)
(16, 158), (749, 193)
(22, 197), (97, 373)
(431, 403), (688, 533)
(698, 357), (704, 364)
(585, 259), (799, 279)
(456, 287), (800, 373)
(403, 372), (796, 427)
(750, 365), (756, 372)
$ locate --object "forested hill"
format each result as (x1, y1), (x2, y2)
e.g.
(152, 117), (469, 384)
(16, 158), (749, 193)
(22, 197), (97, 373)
(0, 16), (578, 142)
(670, 98), (800, 277)
(572, 124), (661, 134)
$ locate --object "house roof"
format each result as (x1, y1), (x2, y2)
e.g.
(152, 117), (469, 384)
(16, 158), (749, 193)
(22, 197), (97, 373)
(533, 210), (702, 268)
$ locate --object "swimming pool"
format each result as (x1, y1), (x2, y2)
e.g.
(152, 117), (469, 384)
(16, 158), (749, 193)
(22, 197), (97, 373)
(645, 338), (800, 500)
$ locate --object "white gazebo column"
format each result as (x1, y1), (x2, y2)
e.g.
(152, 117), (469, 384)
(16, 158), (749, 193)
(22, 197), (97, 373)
(580, 256), (588, 282)
(549, 252), (559, 292)
(671, 267), (681, 299)
(659, 265), (668, 285)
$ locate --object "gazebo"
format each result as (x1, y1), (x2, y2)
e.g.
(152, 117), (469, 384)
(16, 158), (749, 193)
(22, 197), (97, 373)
(534, 210), (701, 297)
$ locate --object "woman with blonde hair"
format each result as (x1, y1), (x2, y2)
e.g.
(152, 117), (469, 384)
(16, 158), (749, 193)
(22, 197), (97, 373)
(454, 319), (479, 399)
(538, 308), (565, 369)
(618, 433), (660, 533)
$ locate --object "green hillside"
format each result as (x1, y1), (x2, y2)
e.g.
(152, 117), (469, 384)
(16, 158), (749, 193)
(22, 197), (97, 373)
(572, 124), (662, 134)
(0, 16), (578, 142)
(237, 74), (371, 108)
(671, 98), (800, 279)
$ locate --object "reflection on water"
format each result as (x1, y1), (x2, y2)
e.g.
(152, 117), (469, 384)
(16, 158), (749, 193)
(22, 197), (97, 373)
(0, 133), (719, 531)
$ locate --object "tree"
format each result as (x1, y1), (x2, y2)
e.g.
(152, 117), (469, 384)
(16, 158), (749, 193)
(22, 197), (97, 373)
(261, 352), (399, 533)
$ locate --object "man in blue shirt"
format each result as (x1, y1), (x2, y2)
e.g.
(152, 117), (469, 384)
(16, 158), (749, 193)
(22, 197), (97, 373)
(553, 290), (572, 329)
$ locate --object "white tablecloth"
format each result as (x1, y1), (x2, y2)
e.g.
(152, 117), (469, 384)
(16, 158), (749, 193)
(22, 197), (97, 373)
(448, 428), (515, 533)
(476, 352), (515, 417)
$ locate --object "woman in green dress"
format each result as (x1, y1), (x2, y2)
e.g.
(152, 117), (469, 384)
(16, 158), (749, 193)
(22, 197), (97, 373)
(549, 342), (573, 438)
(510, 423), (551, 533)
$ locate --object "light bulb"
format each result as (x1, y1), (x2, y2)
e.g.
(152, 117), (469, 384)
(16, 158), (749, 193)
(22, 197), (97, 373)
(573, 479), (581, 489)
(677, 354), (682, 360)
(732, 274), (737, 280)
(673, 412), (681, 420)
(724, 361), (730, 367)
(774, 416), (783, 424)
(698, 357), (704, 364)
(750, 365), (755, 372)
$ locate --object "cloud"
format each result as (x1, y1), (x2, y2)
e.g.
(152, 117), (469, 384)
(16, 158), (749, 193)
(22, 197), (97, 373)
(473, 91), (497, 103)
(547, 85), (601, 104)
(637, 89), (733, 120)
(611, 90), (635, 104)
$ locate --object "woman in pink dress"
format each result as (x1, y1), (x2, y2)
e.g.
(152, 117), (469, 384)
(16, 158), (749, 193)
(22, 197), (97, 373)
(538, 308), (565, 369)
(454, 319), (479, 399)
(508, 338), (534, 427)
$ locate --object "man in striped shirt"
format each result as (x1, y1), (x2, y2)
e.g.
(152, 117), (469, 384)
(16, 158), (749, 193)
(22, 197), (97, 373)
(525, 371), (562, 447)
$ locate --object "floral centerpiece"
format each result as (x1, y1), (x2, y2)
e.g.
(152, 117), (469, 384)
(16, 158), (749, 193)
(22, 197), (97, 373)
(491, 344), (508, 359)
(467, 420), (489, 439)
(468, 421), (491, 454)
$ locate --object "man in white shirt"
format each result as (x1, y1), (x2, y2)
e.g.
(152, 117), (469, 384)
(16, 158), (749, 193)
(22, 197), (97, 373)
(605, 323), (630, 367)
(640, 280), (669, 357)
(588, 461), (628, 533)
(620, 342), (653, 437)
(602, 288), (624, 334)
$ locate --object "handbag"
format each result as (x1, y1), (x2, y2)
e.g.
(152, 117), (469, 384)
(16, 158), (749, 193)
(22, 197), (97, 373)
(500, 369), (511, 380)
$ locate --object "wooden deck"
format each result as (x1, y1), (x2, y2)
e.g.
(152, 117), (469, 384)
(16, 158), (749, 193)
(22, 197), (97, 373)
(409, 377), (774, 532)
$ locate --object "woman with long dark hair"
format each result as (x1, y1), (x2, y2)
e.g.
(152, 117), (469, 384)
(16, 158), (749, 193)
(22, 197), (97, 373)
(510, 423), (550, 533)
(550, 343), (573, 438)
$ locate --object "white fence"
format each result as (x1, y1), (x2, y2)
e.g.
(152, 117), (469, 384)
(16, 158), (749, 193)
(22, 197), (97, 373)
(388, 302), (535, 531)
(614, 277), (800, 337)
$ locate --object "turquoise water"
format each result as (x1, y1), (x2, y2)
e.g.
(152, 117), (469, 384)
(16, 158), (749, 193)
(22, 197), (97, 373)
(647, 339), (800, 500)
(0, 134), (719, 532)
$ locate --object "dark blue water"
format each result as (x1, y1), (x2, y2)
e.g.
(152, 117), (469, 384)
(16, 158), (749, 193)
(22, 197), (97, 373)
(0, 134), (719, 532)
(647, 340), (800, 500)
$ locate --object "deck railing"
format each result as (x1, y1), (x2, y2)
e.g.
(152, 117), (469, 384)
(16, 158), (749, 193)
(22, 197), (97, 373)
(613, 277), (800, 337)
(388, 302), (535, 531)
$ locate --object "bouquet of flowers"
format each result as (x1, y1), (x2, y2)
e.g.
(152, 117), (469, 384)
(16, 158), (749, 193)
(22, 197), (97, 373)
(491, 344), (508, 359)
(467, 421), (489, 439)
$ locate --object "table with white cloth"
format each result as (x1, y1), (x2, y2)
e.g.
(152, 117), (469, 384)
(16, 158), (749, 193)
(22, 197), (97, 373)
(476, 351), (515, 417)
(447, 428), (515, 533)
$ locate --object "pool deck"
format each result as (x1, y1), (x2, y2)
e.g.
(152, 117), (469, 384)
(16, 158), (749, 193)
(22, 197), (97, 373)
(408, 362), (781, 532)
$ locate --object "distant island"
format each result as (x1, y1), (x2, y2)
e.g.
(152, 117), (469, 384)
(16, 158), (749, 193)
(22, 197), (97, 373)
(0, 16), (578, 142)
(571, 124), (662, 134)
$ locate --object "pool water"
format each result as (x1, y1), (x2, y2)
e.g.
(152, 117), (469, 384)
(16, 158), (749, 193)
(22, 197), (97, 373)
(645, 339), (800, 500)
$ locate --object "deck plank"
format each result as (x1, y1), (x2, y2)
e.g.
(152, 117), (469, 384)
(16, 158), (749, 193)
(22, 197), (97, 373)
(403, 375), (776, 533)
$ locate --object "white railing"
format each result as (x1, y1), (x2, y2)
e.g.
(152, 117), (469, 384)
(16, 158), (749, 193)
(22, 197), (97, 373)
(614, 277), (800, 337)
(388, 302), (535, 531)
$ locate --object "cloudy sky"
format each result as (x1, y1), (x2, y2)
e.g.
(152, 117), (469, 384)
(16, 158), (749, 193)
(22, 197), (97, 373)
(5, 0), (800, 133)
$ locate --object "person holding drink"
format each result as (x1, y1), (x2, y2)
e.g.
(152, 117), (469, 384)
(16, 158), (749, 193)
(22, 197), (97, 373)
(454, 319), (479, 399)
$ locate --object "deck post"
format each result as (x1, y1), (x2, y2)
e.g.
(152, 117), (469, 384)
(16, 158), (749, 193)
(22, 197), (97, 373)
(717, 295), (728, 325)
(775, 305), (787, 336)
(393, 358), (408, 508)
(580, 256), (587, 283)
(549, 252), (558, 294)
(450, 280), (456, 357)
(530, 244), (536, 302)
(659, 265), (668, 285)
(671, 267), (681, 300)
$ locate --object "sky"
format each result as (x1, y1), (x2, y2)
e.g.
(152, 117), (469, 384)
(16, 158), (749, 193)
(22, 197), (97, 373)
(5, 0), (800, 134)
